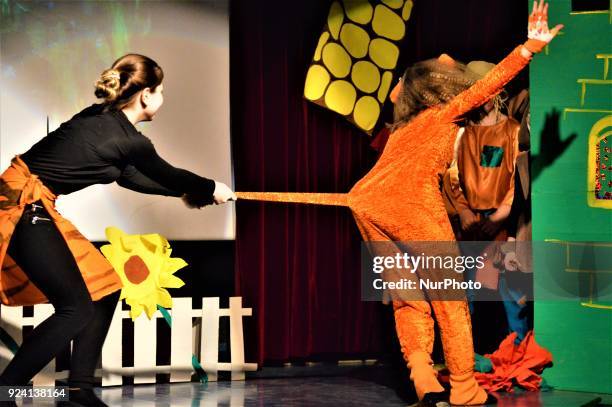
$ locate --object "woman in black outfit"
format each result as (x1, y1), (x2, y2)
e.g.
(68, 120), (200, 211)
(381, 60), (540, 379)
(0, 54), (236, 406)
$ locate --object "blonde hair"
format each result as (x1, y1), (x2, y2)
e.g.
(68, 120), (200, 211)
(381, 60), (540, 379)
(94, 69), (122, 102)
(94, 54), (164, 110)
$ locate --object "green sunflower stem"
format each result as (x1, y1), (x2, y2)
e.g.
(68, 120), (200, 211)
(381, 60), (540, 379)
(157, 305), (208, 383)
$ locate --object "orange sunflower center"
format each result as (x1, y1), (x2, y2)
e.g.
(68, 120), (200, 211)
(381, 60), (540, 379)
(124, 255), (150, 284)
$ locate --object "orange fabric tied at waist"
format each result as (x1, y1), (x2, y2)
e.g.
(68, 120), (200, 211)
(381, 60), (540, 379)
(0, 156), (122, 306)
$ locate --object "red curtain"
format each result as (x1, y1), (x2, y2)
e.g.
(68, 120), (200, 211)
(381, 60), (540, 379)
(230, 0), (528, 365)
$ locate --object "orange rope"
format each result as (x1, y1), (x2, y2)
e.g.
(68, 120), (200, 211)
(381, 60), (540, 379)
(236, 192), (349, 207)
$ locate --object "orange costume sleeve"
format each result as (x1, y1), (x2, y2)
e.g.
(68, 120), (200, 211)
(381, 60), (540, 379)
(443, 130), (473, 216)
(441, 127), (472, 217)
(439, 46), (531, 122)
(442, 167), (472, 217)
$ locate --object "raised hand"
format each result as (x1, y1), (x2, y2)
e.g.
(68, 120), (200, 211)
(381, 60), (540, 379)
(528, 0), (563, 44)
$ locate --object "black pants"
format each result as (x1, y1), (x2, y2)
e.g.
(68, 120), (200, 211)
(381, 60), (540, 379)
(0, 202), (119, 388)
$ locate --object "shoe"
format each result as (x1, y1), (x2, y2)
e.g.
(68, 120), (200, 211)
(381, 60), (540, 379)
(56, 388), (108, 407)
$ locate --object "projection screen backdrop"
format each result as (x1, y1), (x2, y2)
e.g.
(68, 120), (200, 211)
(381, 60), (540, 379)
(0, 0), (233, 240)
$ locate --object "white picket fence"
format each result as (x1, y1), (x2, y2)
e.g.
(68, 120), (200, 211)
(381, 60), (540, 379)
(0, 297), (257, 386)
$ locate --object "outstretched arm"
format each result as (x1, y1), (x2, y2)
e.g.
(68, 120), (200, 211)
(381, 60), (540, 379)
(440, 0), (563, 121)
(126, 134), (237, 207)
(116, 165), (182, 197)
(128, 135), (217, 205)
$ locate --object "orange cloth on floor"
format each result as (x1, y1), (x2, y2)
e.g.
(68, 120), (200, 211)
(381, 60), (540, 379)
(475, 331), (553, 392)
(454, 118), (520, 212)
(0, 156), (123, 306)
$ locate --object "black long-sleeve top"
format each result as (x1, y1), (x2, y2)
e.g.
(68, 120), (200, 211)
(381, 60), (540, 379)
(20, 104), (215, 203)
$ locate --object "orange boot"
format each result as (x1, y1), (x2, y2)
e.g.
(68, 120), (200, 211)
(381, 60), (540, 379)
(394, 301), (446, 400)
(428, 300), (489, 405)
(449, 371), (488, 405)
(407, 351), (446, 400)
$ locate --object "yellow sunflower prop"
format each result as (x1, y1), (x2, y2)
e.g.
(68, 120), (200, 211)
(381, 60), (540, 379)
(100, 227), (187, 320)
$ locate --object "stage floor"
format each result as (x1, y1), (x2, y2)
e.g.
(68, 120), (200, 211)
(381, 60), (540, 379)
(27, 377), (611, 406)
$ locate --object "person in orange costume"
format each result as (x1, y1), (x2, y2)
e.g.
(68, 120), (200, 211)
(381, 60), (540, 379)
(446, 64), (519, 242)
(348, 2), (561, 405)
(239, 2), (561, 405)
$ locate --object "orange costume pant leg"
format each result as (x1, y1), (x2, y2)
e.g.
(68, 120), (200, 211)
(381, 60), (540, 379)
(393, 299), (444, 398)
(353, 206), (487, 405)
(394, 299), (486, 405)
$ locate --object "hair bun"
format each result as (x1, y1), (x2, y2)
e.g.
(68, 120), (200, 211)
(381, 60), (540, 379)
(95, 54), (163, 110)
(94, 69), (122, 101)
